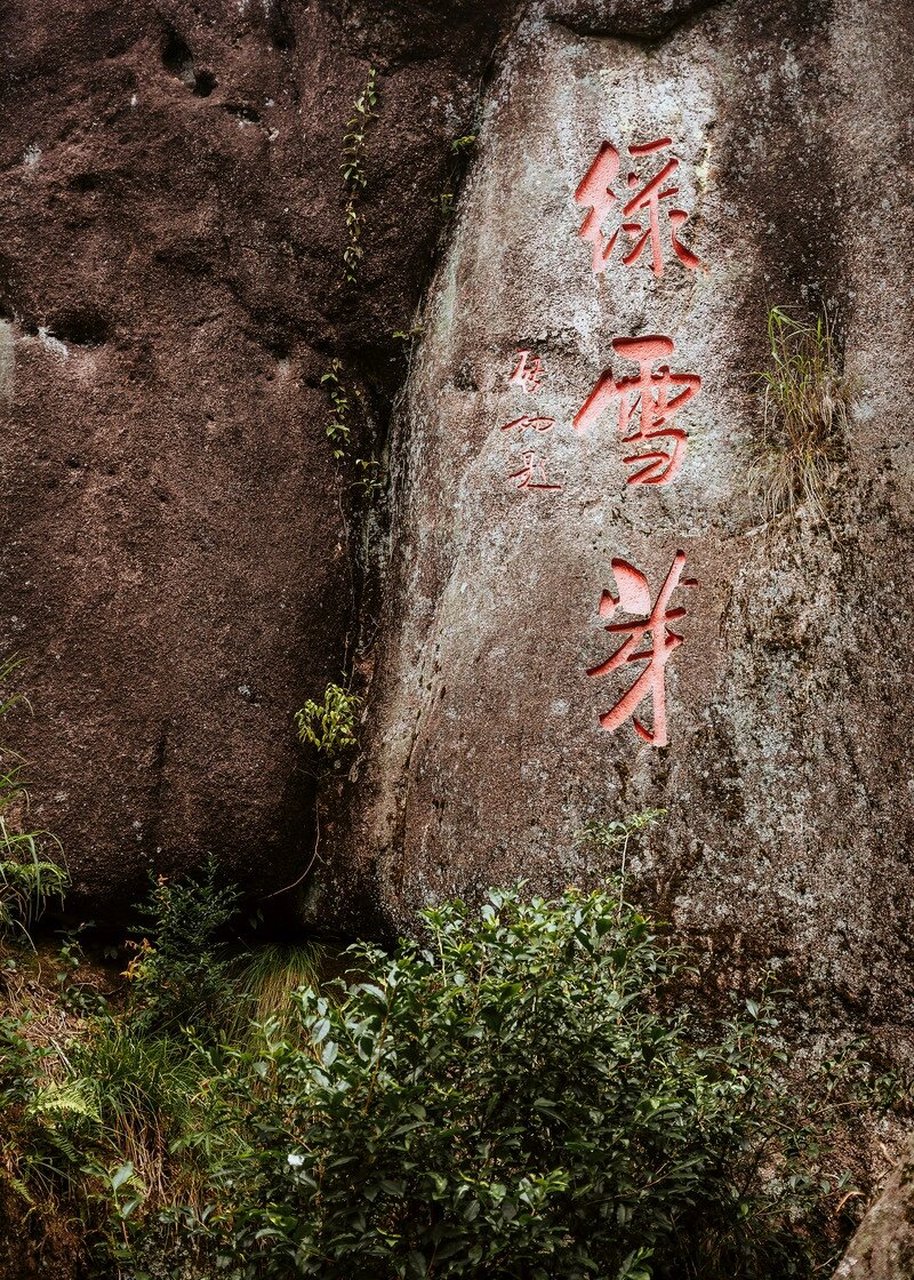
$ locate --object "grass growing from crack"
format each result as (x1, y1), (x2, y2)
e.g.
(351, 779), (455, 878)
(750, 306), (854, 522)
(0, 656), (67, 938)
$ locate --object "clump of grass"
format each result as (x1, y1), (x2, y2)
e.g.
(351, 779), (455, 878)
(751, 306), (854, 522)
(0, 656), (67, 937)
(229, 942), (329, 1039)
(0, 852), (68, 937)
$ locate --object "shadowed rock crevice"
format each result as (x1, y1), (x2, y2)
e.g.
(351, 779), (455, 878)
(542, 0), (725, 40)
(161, 26), (217, 97)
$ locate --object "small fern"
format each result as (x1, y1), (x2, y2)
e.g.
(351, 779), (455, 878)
(28, 1078), (102, 1125)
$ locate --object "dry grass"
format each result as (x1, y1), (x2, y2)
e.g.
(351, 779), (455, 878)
(750, 307), (854, 522)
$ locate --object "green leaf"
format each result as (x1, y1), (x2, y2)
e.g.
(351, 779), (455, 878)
(111, 1162), (134, 1192)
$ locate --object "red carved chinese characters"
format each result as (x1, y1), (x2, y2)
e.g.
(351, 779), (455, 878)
(501, 413), (555, 434)
(575, 137), (702, 277)
(567, 135), (708, 744)
(508, 448), (563, 492)
(509, 349), (545, 393)
(574, 335), (700, 486)
(501, 352), (562, 493)
(588, 551), (697, 746)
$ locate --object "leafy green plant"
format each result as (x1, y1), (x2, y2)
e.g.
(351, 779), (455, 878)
(353, 451), (382, 495)
(575, 808), (666, 857)
(123, 856), (241, 1036)
(294, 682), (359, 760)
(341, 66), (378, 285)
(56, 931), (111, 1018)
(321, 359), (352, 459)
(750, 306), (854, 521)
(197, 884), (859, 1280)
(392, 325), (423, 343)
(434, 127), (480, 224)
(575, 810), (665, 911)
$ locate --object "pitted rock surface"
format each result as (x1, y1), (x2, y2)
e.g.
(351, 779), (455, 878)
(325, 0), (914, 1040)
(0, 0), (507, 912)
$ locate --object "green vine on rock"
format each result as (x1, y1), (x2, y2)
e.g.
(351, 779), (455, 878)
(321, 359), (351, 459)
(321, 358), (383, 492)
(341, 66), (378, 286)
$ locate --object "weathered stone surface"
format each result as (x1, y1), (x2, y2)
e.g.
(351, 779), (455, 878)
(0, 0), (505, 913)
(326, 0), (914, 1037)
(833, 1138), (914, 1280)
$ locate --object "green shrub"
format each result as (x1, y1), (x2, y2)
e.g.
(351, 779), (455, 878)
(124, 857), (240, 1036)
(197, 885), (856, 1280)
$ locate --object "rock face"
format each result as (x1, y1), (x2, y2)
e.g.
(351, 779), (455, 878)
(328, 0), (914, 1036)
(833, 1139), (914, 1280)
(0, 0), (505, 913)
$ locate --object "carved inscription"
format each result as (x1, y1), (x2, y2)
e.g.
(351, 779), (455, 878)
(574, 133), (706, 744)
(575, 137), (702, 277)
(509, 349), (545, 393)
(587, 552), (697, 747)
(491, 133), (707, 744)
(574, 336), (701, 486)
(501, 352), (562, 494)
(508, 449), (563, 492)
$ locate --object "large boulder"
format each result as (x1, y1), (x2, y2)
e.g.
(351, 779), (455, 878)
(833, 1138), (914, 1280)
(325, 0), (914, 1038)
(0, 0), (506, 914)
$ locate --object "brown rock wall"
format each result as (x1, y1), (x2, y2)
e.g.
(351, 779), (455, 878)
(0, 0), (508, 913)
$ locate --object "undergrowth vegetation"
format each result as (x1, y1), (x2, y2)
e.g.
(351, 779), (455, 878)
(750, 306), (854, 522)
(0, 866), (895, 1279)
(0, 656), (68, 936)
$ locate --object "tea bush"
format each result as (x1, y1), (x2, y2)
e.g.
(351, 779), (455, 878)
(195, 885), (857, 1280)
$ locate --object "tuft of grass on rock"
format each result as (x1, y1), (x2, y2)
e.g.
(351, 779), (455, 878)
(750, 306), (854, 522)
(0, 655), (68, 939)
